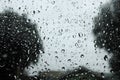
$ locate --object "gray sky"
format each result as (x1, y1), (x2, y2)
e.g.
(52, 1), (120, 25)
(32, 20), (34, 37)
(0, 0), (111, 76)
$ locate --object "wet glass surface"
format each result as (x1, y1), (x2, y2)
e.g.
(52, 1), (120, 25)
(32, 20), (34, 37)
(0, 0), (120, 80)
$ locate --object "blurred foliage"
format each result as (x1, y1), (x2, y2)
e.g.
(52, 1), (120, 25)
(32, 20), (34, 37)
(0, 10), (44, 80)
(93, 0), (120, 79)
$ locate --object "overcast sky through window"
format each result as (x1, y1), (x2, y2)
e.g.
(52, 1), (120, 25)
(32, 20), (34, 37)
(0, 0), (111, 76)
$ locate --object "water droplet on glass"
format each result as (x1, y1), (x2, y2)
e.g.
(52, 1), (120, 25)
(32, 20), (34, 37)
(61, 49), (65, 53)
(80, 54), (84, 58)
(104, 55), (108, 61)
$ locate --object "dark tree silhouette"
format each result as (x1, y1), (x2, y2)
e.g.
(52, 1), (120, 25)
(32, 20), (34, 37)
(0, 10), (44, 80)
(93, 0), (120, 79)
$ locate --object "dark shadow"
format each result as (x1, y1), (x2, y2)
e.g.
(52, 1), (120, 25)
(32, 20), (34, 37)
(0, 10), (44, 80)
(58, 67), (105, 80)
(93, 0), (120, 79)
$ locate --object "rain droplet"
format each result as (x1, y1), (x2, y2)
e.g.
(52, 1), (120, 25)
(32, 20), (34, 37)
(67, 59), (71, 62)
(62, 67), (65, 70)
(33, 11), (35, 14)
(80, 54), (84, 58)
(104, 55), (108, 61)
(61, 49), (65, 53)
(55, 56), (58, 58)
(51, 1), (55, 5)
(78, 33), (83, 37)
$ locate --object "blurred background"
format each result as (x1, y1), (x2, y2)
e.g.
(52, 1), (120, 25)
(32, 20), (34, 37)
(0, 0), (112, 78)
